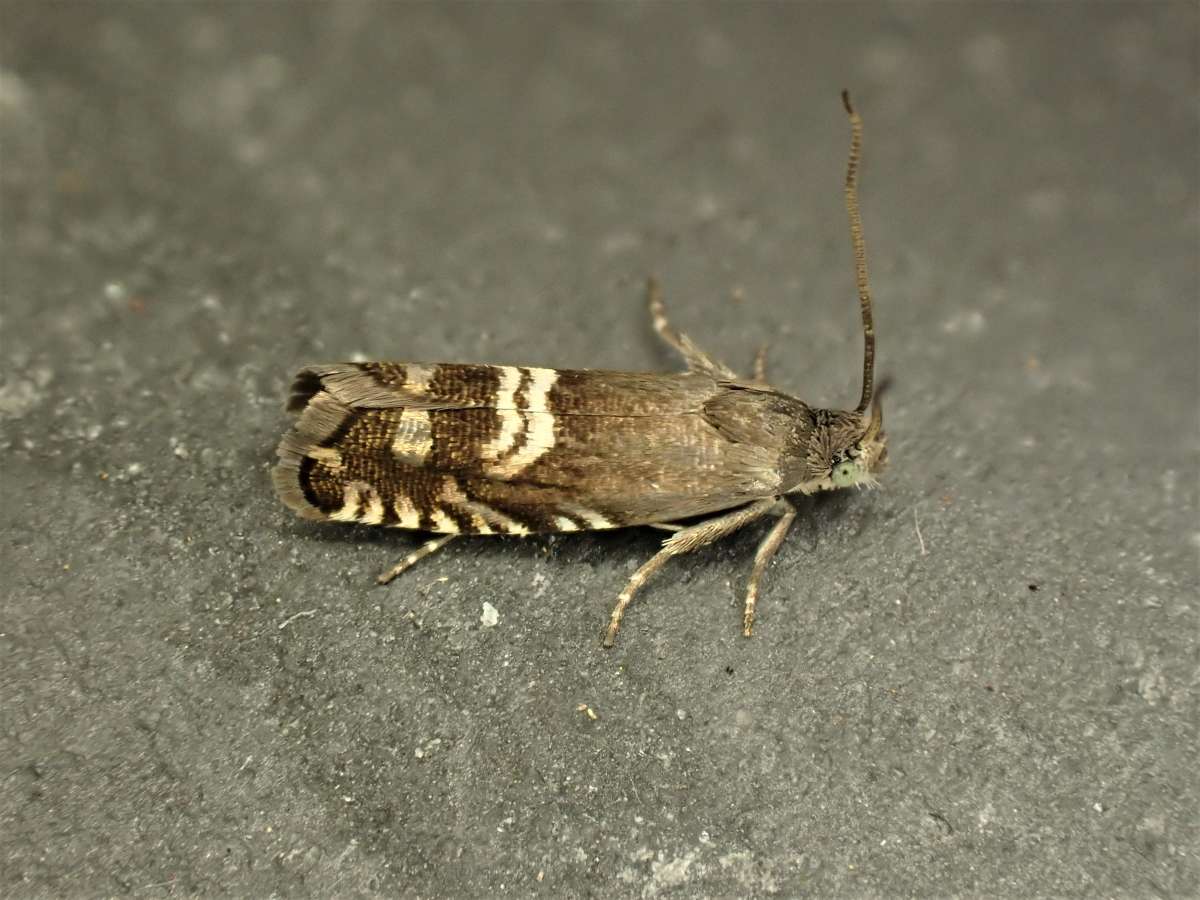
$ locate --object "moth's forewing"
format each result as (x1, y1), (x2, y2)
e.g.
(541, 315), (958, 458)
(273, 363), (793, 533)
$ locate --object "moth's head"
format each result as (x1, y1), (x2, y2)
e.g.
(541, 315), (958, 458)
(788, 400), (887, 495)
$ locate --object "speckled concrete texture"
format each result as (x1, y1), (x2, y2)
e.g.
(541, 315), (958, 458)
(2, 3), (1197, 897)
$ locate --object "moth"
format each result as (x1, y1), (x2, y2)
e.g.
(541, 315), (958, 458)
(273, 91), (887, 647)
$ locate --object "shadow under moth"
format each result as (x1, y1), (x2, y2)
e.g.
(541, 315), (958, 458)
(273, 91), (887, 647)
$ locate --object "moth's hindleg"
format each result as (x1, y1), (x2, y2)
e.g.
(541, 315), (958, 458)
(377, 535), (459, 585)
(743, 500), (796, 636)
(603, 498), (777, 647)
(752, 342), (771, 384)
(644, 276), (737, 379)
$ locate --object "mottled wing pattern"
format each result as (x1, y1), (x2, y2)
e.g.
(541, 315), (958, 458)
(273, 363), (788, 534)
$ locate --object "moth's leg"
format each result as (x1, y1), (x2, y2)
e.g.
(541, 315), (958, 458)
(743, 499), (796, 636)
(377, 534), (459, 585)
(645, 276), (738, 379)
(645, 276), (689, 358)
(603, 498), (777, 647)
(645, 522), (684, 532)
(752, 342), (771, 384)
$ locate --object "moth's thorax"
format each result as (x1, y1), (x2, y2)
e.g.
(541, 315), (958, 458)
(782, 405), (887, 496)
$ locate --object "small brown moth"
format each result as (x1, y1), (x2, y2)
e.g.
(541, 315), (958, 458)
(274, 92), (887, 647)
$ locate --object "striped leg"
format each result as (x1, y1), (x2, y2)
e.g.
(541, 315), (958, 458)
(603, 498), (778, 647)
(743, 500), (796, 636)
(377, 535), (459, 585)
(645, 277), (737, 380)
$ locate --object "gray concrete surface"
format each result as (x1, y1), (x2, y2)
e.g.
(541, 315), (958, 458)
(2, 3), (1197, 897)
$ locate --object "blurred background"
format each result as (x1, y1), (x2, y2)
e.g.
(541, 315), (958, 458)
(2, 3), (1196, 897)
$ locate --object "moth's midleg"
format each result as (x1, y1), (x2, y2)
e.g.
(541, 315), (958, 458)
(376, 534), (459, 585)
(743, 500), (797, 636)
(603, 498), (778, 647)
(644, 276), (736, 379)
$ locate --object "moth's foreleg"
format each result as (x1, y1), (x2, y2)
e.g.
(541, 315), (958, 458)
(603, 498), (777, 647)
(743, 500), (797, 636)
(377, 535), (459, 585)
(644, 276), (737, 380)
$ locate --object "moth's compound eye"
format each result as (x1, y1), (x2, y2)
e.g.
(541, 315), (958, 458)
(831, 460), (859, 488)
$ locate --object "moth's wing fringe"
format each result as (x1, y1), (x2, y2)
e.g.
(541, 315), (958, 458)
(319, 365), (415, 408)
(285, 368), (326, 412)
(283, 364), (410, 412)
(271, 464), (329, 521)
(274, 384), (356, 521)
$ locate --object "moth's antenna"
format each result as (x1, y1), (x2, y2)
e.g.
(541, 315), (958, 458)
(841, 90), (875, 414)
